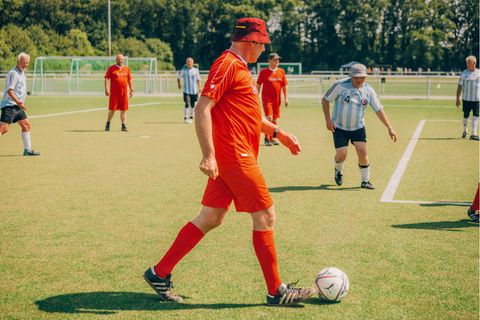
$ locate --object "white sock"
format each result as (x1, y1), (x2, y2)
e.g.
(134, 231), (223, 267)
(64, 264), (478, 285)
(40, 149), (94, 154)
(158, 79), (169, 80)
(21, 132), (31, 151)
(359, 165), (370, 182)
(472, 116), (478, 135)
(334, 159), (345, 173)
(463, 118), (468, 132)
(184, 107), (189, 119)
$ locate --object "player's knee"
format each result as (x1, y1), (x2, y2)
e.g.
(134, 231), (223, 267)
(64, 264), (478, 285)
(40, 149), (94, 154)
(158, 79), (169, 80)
(20, 122), (30, 131)
(0, 125), (8, 134)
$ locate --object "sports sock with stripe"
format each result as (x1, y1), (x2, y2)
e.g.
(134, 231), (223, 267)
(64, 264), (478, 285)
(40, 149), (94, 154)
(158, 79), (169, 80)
(471, 116), (478, 135)
(359, 164), (370, 182)
(21, 131), (31, 151)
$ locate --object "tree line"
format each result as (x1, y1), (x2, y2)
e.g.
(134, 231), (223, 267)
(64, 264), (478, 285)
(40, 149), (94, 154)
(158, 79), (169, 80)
(0, 0), (478, 72)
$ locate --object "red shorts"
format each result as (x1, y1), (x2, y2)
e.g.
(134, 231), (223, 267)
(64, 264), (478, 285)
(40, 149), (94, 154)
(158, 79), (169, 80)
(263, 102), (281, 119)
(109, 95), (129, 111)
(201, 159), (273, 213)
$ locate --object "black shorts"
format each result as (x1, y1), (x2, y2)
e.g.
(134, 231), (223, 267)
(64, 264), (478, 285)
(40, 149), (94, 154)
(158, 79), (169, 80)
(183, 93), (198, 108)
(462, 100), (479, 118)
(333, 127), (367, 148)
(0, 105), (27, 124)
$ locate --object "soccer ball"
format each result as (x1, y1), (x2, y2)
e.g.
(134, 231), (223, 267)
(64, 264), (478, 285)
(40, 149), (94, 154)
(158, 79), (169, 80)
(314, 267), (349, 302)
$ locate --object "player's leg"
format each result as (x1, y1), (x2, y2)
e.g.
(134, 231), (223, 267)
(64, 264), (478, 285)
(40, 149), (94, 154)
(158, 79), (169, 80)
(0, 106), (15, 135)
(251, 207), (315, 305)
(467, 184), (479, 223)
(263, 102), (273, 145)
(332, 128), (350, 186)
(120, 110), (128, 131)
(271, 103), (280, 145)
(183, 93), (190, 123)
(17, 118), (40, 156)
(462, 100), (470, 138)
(470, 102), (479, 140)
(105, 110), (115, 131)
(188, 94), (198, 123)
(0, 122), (9, 135)
(353, 141), (373, 189)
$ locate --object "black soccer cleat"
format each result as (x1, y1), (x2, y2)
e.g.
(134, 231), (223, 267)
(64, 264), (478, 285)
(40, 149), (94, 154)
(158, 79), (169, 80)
(121, 124), (128, 132)
(264, 138), (272, 146)
(266, 282), (315, 306)
(23, 149), (40, 156)
(335, 169), (343, 186)
(361, 181), (375, 189)
(469, 135), (479, 141)
(271, 139), (279, 146)
(462, 131), (467, 138)
(143, 267), (183, 302)
(105, 122), (110, 131)
(467, 208), (479, 223)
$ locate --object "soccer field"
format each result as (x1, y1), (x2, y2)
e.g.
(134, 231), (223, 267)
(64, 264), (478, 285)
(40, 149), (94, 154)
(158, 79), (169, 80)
(1, 96), (478, 320)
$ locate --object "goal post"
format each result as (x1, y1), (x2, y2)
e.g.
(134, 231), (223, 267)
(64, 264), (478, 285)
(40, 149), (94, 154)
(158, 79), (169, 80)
(256, 62), (302, 75)
(32, 56), (158, 95)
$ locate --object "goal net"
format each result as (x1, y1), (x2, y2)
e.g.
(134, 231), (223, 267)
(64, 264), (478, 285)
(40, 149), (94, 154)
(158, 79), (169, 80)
(32, 56), (158, 95)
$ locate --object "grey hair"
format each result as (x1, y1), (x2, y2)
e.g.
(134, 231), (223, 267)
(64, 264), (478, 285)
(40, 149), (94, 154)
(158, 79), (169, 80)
(466, 55), (477, 63)
(17, 52), (30, 62)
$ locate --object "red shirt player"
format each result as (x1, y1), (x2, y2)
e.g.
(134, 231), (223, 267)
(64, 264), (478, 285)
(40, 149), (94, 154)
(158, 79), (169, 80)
(143, 17), (315, 306)
(257, 53), (288, 146)
(104, 54), (134, 132)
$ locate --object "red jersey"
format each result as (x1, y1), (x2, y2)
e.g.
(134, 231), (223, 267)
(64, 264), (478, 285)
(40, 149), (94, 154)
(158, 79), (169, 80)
(256, 67), (288, 106)
(105, 65), (131, 96)
(201, 50), (262, 164)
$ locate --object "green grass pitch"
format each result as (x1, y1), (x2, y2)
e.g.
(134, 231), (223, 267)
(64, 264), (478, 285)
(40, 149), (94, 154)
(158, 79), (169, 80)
(0, 96), (478, 319)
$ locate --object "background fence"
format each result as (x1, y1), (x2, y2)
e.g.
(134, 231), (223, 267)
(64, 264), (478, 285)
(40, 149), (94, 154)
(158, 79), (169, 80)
(0, 72), (459, 99)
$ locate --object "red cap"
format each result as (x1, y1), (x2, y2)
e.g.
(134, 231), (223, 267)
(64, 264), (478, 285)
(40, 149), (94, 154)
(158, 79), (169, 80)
(230, 17), (271, 44)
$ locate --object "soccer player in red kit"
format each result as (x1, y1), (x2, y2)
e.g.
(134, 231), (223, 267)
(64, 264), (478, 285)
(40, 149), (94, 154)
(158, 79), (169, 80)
(257, 53), (288, 146)
(467, 184), (479, 223)
(104, 54), (134, 132)
(143, 17), (314, 306)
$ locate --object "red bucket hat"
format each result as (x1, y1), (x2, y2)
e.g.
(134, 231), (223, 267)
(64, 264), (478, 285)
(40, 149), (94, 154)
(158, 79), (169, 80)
(230, 17), (271, 44)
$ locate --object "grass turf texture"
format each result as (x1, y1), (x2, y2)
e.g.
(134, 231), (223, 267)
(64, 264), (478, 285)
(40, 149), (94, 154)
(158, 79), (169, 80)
(0, 96), (478, 320)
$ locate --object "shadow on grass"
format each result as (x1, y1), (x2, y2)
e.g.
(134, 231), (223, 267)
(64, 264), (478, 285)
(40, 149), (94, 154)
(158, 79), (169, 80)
(269, 184), (361, 193)
(65, 130), (106, 133)
(0, 155), (23, 157)
(418, 137), (459, 140)
(419, 202), (470, 207)
(144, 121), (183, 125)
(35, 291), (264, 314)
(391, 219), (477, 232)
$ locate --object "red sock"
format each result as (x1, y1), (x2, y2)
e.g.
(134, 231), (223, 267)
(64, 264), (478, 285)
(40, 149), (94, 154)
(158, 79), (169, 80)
(154, 222), (204, 279)
(271, 121), (277, 141)
(252, 230), (282, 296)
(471, 185), (480, 211)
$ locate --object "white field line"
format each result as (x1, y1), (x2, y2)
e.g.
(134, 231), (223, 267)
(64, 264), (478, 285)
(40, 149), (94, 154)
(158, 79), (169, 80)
(381, 120), (426, 202)
(29, 102), (164, 119)
(381, 119), (470, 205)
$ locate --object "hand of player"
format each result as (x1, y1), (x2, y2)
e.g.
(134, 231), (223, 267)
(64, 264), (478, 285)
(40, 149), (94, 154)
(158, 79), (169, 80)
(199, 156), (219, 179)
(388, 128), (398, 142)
(455, 99), (460, 108)
(178, 84), (182, 90)
(19, 102), (28, 111)
(105, 90), (109, 96)
(277, 129), (301, 155)
(285, 98), (288, 107)
(129, 90), (134, 97)
(326, 119), (336, 132)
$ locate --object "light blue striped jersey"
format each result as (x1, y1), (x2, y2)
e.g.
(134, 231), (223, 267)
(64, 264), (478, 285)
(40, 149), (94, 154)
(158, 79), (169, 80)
(1, 67), (27, 108)
(458, 69), (479, 102)
(178, 66), (201, 94)
(324, 78), (383, 131)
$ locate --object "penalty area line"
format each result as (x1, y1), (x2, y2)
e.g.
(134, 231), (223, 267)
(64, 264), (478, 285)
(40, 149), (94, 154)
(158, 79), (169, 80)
(381, 119), (426, 203)
(29, 102), (165, 119)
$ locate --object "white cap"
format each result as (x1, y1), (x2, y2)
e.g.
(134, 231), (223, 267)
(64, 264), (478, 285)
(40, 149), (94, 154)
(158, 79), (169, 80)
(350, 64), (367, 77)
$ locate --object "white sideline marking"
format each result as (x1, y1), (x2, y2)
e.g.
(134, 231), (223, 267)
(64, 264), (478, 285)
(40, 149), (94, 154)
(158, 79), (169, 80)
(381, 119), (470, 205)
(29, 102), (164, 119)
(381, 119), (426, 202)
